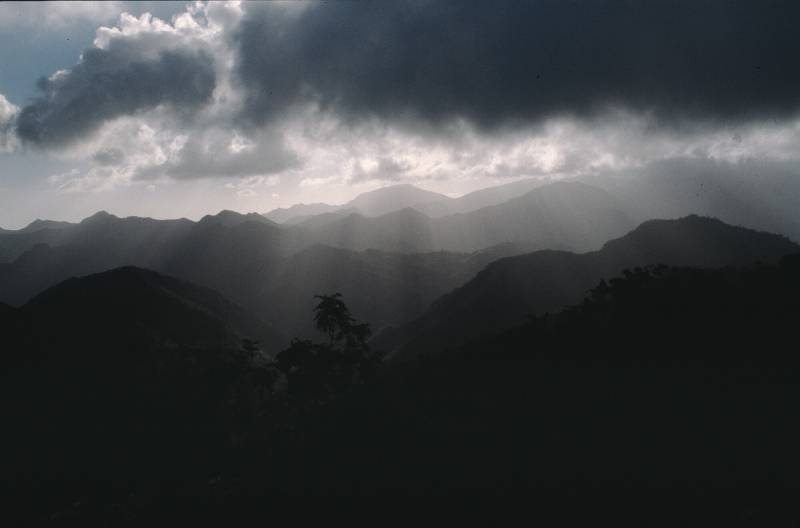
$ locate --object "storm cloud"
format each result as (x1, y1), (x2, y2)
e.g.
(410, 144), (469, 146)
(236, 0), (800, 130)
(16, 43), (215, 147)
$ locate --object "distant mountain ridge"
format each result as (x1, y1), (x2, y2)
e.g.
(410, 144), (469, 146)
(263, 203), (340, 224)
(0, 180), (635, 311)
(3, 171), (800, 350)
(374, 215), (800, 359)
(263, 183), (451, 222)
(303, 181), (635, 253)
(262, 179), (548, 223)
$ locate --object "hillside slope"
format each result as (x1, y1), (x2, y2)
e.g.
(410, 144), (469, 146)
(376, 216), (800, 358)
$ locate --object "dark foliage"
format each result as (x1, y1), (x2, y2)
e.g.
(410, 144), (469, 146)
(463, 254), (800, 364)
(3, 251), (800, 519)
(250, 254), (800, 497)
(274, 294), (379, 405)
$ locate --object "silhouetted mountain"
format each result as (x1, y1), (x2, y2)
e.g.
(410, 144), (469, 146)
(1, 268), (278, 494)
(0, 222), (78, 263)
(4, 176), (799, 348)
(263, 178), (550, 223)
(25, 266), (282, 353)
(344, 183), (451, 217)
(260, 160), (800, 245)
(0, 213), (195, 305)
(263, 202), (340, 223)
(434, 181), (634, 252)
(5, 245), (800, 511)
(280, 256), (800, 496)
(461, 255), (800, 362)
(257, 244), (520, 338)
(307, 181), (635, 253)
(413, 177), (548, 217)
(199, 209), (277, 228)
(262, 184), (450, 223)
(19, 219), (75, 233)
(0, 302), (35, 374)
(0, 207), (532, 341)
(375, 216), (800, 359)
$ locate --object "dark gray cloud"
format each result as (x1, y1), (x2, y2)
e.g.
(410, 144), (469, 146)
(236, 0), (800, 129)
(16, 44), (216, 147)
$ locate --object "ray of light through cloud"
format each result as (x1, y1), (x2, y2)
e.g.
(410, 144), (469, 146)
(0, 1), (799, 227)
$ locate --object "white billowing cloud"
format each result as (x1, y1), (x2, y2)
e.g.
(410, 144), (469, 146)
(0, 93), (19, 152)
(37, 3), (273, 190)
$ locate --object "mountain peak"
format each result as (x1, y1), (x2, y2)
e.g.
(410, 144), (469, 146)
(19, 219), (74, 233)
(344, 184), (450, 217)
(80, 210), (117, 224)
(598, 214), (799, 268)
(200, 210), (275, 227)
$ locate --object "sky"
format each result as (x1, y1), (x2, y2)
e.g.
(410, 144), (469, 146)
(1, 0), (799, 228)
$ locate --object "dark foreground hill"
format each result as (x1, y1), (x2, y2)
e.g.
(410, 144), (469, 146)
(273, 255), (800, 497)
(0, 268), (280, 508)
(375, 215), (800, 359)
(25, 266), (283, 353)
(4, 253), (800, 518)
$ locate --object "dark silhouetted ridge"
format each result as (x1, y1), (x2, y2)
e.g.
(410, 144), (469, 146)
(200, 209), (277, 227)
(19, 219), (74, 233)
(26, 266), (282, 352)
(377, 215), (800, 359)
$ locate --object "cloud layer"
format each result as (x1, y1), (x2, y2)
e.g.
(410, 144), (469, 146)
(3, 0), (800, 202)
(236, 1), (800, 129)
(16, 15), (216, 147)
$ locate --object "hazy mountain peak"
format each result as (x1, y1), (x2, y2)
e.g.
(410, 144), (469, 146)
(20, 219), (74, 233)
(377, 216), (800, 360)
(262, 202), (340, 224)
(80, 210), (116, 223)
(200, 210), (276, 227)
(344, 184), (451, 217)
(600, 214), (799, 267)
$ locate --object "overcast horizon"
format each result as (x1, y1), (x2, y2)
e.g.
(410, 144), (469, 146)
(2, 0), (800, 229)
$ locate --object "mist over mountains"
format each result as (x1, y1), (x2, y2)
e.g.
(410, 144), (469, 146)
(4, 164), (800, 512)
(4, 118), (800, 516)
(2, 169), (800, 353)
(374, 215), (799, 359)
(5, 0), (800, 514)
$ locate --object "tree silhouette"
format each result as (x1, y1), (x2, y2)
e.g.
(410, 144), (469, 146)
(275, 293), (379, 404)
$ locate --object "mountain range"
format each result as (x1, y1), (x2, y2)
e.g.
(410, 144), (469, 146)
(3, 204), (800, 509)
(262, 179), (549, 223)
(373, 215), (800, 359)
(2, 170), (800, 353)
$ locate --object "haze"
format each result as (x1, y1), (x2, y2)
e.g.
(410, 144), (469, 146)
(4, 0), (800, 511)
(2, 1), (800, 228)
